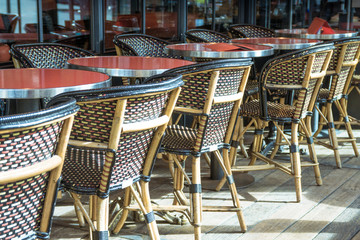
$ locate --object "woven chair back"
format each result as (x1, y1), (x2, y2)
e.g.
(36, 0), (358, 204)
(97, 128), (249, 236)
(10, 43), (94, 68)
(164, 59), (252, 153)
(49, 74), (183, 196)
(0, 98), (78, 239)
(325, 37), (360, 100)
(259, 43), (334, 121)
(185, 29), (231, 43)
(228, 24), (275, 38)
(113, 33), (181, 58)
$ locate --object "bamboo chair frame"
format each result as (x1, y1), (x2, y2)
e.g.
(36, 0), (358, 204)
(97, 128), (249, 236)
(224, 44), (334, 202)
(309, 38), (360, 168)
(160, 59), (253, 239)
(0, 98), (77, 239)
(49, 75), (183, 240)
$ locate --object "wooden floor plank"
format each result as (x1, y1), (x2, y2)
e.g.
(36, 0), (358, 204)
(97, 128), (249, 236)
(274, 171), (360, 240)
(236, 167), (359, 240)
(312, 192), (360, 240)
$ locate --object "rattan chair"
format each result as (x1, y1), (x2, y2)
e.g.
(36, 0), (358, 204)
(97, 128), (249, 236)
(48, 74), (183, 240)
(185, 29), (231, 43)
(311, 37), (360, 168)
(113, 33), (182, 59)
(226, 43), (334, 202)
(0, 97), (78, 239)
(159, 59), (253, 239)
(228, 24), (275, 39)
(10, 42), (94, 69)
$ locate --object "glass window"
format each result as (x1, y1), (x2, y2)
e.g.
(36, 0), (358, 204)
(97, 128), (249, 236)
(104, 0), (141, 51)
(188, 0), (238, 33)
(40, 0), (91, 49)
(145, 0), (178, 40)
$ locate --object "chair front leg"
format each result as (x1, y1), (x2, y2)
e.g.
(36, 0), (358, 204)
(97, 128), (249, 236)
(191, 155), (202, 240)
(291, 122), (302, 203)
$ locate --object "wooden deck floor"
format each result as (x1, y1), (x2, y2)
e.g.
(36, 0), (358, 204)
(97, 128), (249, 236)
(51, 130), (360, 240)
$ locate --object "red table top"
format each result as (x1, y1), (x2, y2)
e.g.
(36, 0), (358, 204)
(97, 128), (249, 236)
(0, 68), (110, 89)
(166, 42), (272, 52)
(232, 37), (320, 45)
(67, 56), (194, 70)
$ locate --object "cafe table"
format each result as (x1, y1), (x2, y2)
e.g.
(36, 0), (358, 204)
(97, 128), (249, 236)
(0, 68), (111, 113)
(165, 42), (274, 60)
(231, 37), (321, 50)
(275, 29), (358, 40)
(66, 56), (195, 85)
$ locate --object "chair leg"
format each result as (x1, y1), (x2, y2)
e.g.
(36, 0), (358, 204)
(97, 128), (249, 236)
(221, 148), (246, 232)
(191, 156), (202, 240)
(91, 197), (109, 240)
(112, 188), (131, 234)
(138, 181), (160, 240)
(269, 122), (284, 160)
(326, 102), (342, 168)
(291, 122), (302, 203)
(249, 119), (265, 166)
(337, 99), (359, 157)
(73, 196), (86, 227)
(303, 118), (322, 186)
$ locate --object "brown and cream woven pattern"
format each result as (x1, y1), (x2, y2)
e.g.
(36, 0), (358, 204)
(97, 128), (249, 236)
(10, 43), (94, 68)
(319, 41), (360, 101)
(185, 29), (231, 43)
(0, 173), (50, 239)
(228, 24), (275, 38)
(0, 123), (62, 171)
(241, 46), (332, 122)
(113, 34), (181, 59)
(163, 64), (250, 154)
(62, 91), (171, 194)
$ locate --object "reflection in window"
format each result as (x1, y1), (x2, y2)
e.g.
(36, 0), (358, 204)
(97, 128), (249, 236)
(145, 0), (177, 40)
(188, 0), (238, 33)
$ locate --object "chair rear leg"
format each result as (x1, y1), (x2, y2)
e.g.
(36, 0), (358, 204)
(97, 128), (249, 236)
(338, 99), (359, 156)
(291, 122), (302, 202)
(303, 117), (322, 186)
(326, 103), (341, 168)
(112, 188), (131, 234)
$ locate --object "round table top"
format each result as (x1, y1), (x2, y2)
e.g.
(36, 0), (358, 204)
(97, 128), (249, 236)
(231, 37), (321, 50)
(67, 56), (195, 78)
(275, 29), (358, 40)
(0, 68), (111, 99)
(165, 42), (274, 58)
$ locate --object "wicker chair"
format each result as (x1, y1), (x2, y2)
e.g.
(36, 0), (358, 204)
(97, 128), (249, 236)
(185, 29), (231, 43)
(228, 24), (275, 39)
(48, 74), (183, 240)
(10, 43), (94, 69)
(160, 59), (253, 239)
(0, 97), (78, 239)
(311, 37), (360, 168)
(113, 33), (182, 59)
(226, 43), (334, 202)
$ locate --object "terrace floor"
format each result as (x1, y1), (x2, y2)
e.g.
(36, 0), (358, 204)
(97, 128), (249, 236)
(51, 129), (360, 240)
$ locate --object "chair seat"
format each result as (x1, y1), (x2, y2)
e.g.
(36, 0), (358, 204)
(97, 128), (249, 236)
(162, 125), (197, 153)
(240, 99), (295, 119)
(245, 80), (259, 96)
(318, 88), (330, 100)
(62, 149), (103, 194)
